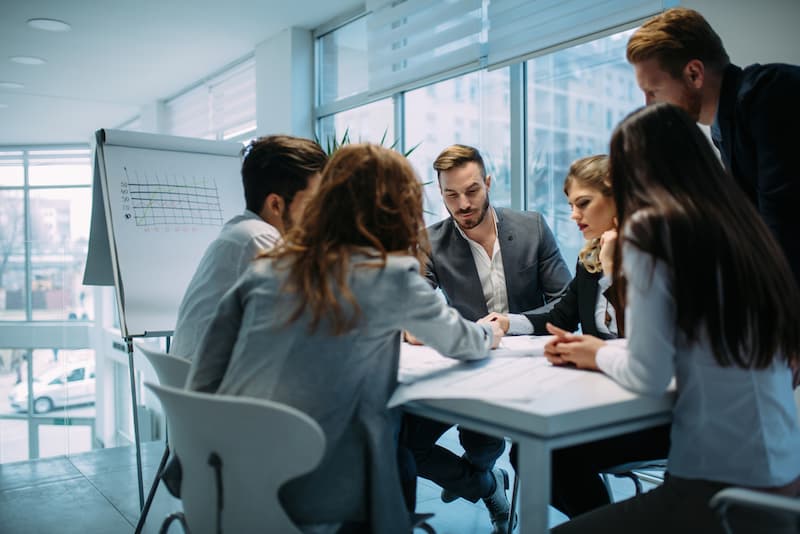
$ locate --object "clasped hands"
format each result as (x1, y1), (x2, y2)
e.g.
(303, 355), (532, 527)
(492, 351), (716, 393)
(543, 323), (604, 370)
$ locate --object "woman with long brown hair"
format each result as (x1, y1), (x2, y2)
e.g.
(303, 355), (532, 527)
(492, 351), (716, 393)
(187, 143), (502, 533)
(549, 103), (800, 533)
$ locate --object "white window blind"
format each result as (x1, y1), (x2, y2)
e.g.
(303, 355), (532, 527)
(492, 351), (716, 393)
(488, 0), (676, 69)
(366, 0), (485, 97)
(166, 58), (256, 140)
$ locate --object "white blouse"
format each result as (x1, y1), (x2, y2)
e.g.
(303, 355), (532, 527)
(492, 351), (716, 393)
(596, 245), (800, 487)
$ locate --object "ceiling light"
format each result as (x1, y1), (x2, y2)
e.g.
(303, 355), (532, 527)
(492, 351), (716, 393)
(0, 82), (24, 89)
(27, 18), (71, 32)
(10, 56), (46, 65)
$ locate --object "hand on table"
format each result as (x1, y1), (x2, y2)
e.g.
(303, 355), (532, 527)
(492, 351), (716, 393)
(478, 312), (510, 334)
(544, 323), (604, 370)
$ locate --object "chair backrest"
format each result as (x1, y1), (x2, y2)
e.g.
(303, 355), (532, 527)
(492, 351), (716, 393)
(145, 382), (326, 534)
(136, 343), (191, 388)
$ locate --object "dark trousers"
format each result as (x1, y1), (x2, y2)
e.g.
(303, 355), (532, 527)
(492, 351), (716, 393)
(552, 472), (800, 534)
(509, 423), (671, 518)
(402, 413), (506, 503)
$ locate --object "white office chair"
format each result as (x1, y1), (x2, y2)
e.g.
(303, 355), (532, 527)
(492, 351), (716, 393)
(710, 487), (800, 534)
(145, 382), (326, 534)
(134, 343), (191, 534)
(601, 459), (667, 497)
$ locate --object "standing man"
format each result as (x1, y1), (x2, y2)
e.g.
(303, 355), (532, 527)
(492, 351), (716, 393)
(170, 135), (327, 359)
(626, 7), (800, 285)
(404, 144), (571, 533)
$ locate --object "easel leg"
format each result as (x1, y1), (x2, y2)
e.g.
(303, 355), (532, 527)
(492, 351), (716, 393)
(127, 338), (145, 510)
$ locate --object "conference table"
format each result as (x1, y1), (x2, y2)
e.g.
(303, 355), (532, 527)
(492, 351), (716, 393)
(393, 336), (675, 534)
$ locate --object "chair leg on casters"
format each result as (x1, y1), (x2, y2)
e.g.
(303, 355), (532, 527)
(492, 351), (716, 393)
(135, 443), (172, 534)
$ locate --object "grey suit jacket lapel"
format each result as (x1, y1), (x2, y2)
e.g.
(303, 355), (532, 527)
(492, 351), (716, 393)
(497, 208), (521, 312)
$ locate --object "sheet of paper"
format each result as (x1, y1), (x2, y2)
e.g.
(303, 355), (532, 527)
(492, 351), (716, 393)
(391, 338), (582, 407)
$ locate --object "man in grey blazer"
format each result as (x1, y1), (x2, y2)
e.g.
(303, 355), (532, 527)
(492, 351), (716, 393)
(404, 144), (571, 533)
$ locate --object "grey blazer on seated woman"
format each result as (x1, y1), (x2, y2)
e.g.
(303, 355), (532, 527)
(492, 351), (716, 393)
(187, 253), (493, 534)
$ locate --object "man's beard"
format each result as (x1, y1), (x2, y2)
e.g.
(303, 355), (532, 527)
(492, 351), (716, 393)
(453, 196), (490, 230)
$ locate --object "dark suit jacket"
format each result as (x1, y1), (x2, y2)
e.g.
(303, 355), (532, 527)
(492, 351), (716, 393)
(712, 62), (800, 285)
(525, 260), (622, 339)
(425, 207), (571, 321)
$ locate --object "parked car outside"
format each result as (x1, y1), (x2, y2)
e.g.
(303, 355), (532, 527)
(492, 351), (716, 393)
(9, 361), (96, 413)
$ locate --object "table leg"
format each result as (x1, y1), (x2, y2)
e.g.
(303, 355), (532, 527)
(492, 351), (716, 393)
(516, 437), (550, 534)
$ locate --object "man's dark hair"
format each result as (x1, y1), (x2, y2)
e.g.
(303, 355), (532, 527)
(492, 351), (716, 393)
(241, 135), (327, 214)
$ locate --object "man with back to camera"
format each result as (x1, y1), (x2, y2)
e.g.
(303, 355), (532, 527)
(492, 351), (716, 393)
(170, 135), (327, 359)
(403, 144), (571, 533)
(626, 7), (800, 287)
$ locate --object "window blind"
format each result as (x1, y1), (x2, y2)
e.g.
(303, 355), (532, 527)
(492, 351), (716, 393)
(165, 58), (256, 140)
(487, 0), (676, 69)
(366, 0), (485, 96)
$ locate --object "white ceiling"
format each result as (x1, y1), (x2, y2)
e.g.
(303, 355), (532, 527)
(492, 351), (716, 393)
(0, 0), (363, 146)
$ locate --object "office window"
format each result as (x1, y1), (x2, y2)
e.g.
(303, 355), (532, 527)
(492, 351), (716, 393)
(29, 188), (92, 321)
(526, 29), (642, 270)
(405, 68), (511, 224)
(318, 98), (395, 150)
(318, 16), (368, 105)
(166, 58), (256, 140)
(0, 190), (25, 321)
(0, 147), (96, 464)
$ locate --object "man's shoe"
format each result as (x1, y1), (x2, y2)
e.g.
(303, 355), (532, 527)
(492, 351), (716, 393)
(483, 467), (512, 534)
(440, 488), (459, 503)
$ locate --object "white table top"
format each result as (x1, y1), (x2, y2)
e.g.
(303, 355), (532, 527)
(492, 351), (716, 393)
(395, 336), (675, 440)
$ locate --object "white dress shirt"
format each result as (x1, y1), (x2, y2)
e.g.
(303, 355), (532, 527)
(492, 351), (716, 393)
(596, 245), (800, 487)
(170, 210), (280, 359)
(454, 208), (531, 334)
(594, 274), (618, 336)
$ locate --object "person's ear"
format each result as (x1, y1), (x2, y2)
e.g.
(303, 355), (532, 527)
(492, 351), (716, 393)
(484, 174), (492, 191)
(684, 59), (705, 88)
(262, 193), (285, 219)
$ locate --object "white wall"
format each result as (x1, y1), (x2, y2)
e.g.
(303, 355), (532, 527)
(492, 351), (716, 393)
(682, 0), (800, 65)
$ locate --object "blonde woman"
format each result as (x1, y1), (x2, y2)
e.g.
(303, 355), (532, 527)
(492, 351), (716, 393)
(484, 155), (670, 518)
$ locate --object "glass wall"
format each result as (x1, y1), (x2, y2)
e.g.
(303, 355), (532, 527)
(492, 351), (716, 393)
(0, 147), (96, 462)
(316, 19), (643, 269)
(526, 29), (642, 268)
(406, 68), (511, 223)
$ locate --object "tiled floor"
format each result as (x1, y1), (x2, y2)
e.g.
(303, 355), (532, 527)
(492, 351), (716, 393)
(0, 428), (645, 533)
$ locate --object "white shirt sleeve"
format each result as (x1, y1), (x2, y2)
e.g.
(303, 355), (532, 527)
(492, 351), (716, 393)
(595, 246), (676, 394)
(507, 313), (534, 335)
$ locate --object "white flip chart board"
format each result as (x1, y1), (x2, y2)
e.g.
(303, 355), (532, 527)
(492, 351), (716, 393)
(83, 129), (244, 338)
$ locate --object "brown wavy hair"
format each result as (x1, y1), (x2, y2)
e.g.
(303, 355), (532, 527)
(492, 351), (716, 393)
(563, 155), (612, 274)
(265, 143), (428, 334)
(609, 103), (800, 368)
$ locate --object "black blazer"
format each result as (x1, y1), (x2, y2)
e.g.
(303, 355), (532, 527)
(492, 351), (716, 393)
(712, 62), (800, 285)
(525, 260), (621, 340)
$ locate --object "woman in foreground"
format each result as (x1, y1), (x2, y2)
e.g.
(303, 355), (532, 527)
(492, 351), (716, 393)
(549, 103), (800, 533)
(187, 143), (502, 533)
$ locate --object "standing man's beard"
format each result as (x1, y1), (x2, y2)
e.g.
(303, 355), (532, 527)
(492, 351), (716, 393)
(452, 196), (490, 230)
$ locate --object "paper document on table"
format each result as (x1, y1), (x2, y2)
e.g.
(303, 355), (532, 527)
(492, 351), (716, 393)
(493, 335), (552, 357)
(390, 351), (583, 407)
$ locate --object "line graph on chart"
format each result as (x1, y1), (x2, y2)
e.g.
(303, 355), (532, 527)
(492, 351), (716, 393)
(120, 167), (225, 229)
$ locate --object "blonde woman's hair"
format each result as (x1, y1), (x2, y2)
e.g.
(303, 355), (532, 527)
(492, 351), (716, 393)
(563, 155), (611, 273)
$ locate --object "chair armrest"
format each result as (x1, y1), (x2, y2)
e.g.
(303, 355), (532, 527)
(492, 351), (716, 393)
(710, 487), (800, 517)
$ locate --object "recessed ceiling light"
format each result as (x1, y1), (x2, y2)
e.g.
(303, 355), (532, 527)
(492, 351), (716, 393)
(10, 56), (46, 65)
(27, 18), (71, 32)
(0, 82), (24, 89)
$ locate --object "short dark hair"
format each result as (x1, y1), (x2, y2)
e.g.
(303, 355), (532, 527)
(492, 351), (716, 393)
(627, 8), (729, 78)
(241, 135), (327, 214)
(433, 144), (487, 180)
